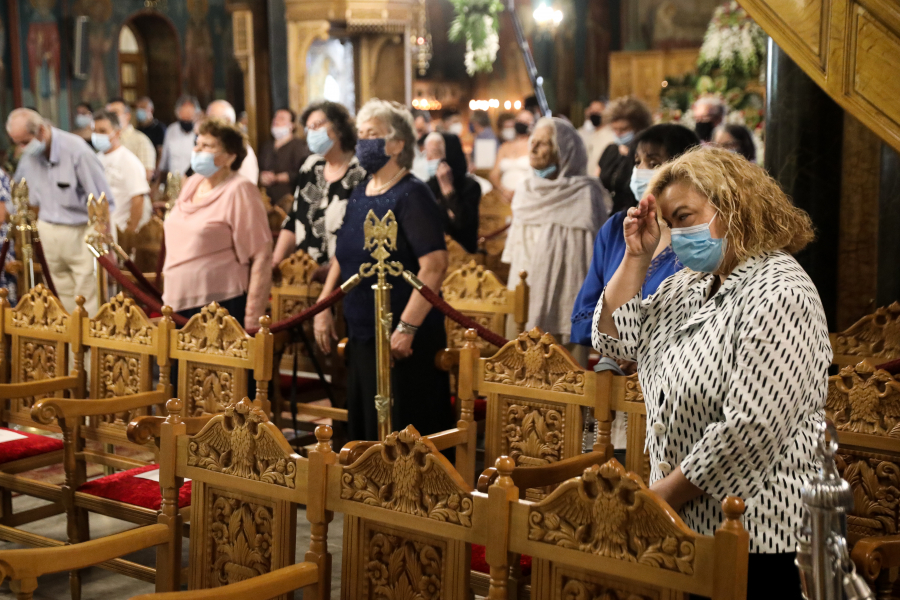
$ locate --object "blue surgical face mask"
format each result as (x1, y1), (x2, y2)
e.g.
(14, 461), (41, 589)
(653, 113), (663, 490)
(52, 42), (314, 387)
(191, 151), (221, 178)
(614, 130), (635, 146)
(91, 133), (112, 153)
(356, 138), (391, 174)
(533, 164), (558, 179)
(670, 213), (726, 273)
(629, 168), (654, 200)
(75, 114), (93, 129)
(426, 159), (441, 178)
(136, 108), (149, 124)
(307, 127), (334, 156)
(22, 137), (46, 157)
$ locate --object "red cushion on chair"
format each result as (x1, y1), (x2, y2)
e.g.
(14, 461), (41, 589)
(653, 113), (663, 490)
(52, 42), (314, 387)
(473, 398), (486, 422)
(0, 428), (63, 465)
(470, 543), (532, 576)
(78, 465), (191, 510)
(279, 374), (323, 395)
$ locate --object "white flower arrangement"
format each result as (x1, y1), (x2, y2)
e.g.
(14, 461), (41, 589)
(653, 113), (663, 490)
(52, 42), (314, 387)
(449, 0), (504, 76)
(698, 1), (766, 79)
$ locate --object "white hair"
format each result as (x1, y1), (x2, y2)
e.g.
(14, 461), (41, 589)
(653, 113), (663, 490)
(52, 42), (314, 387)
(693, 95), (727, 118)
(532, 116), (560, 157)
(206, 100), (237, 124)
(357, 98), (416, 169)
(6, 108), (45, 135)
(137, 96), (154, 111)
(423, 132), (445, 156)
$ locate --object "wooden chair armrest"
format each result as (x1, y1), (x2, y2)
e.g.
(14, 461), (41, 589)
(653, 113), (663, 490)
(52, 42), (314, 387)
(0, 376), (81, 400)
(128, 562), (319, 600)
(851, 534), (900, 582)
(476, 451), (608, 494)
(425, 428), (467, 451)
(32, 390), (169, 425)
(0, 523), (168, 582)
(435, 348), (460, 372)
(127, 414), (217, 445)
(339, 440), (379, 465)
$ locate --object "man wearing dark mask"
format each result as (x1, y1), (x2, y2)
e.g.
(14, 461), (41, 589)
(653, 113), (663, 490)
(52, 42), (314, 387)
(158, 94), (201, 181)
(692, 95), (727, 143)
(580, 99), (616, 178)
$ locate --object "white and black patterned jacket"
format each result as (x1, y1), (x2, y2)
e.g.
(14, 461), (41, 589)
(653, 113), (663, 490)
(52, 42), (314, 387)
(592, 251), (832, 553)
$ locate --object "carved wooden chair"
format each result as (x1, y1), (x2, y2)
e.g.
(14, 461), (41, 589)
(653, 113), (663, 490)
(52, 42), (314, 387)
(0, 284), (85, 529)
(825, 360), (900, 595)
(483, 458), (749, 600)
(270, 249), (347, 442)
(831, 302), (900, 367)
(600, 371), (651, 484)
(311, 423), (493, 600)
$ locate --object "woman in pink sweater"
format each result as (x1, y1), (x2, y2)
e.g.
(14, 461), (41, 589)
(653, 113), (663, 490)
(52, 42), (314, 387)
(163, 118), (273, 330)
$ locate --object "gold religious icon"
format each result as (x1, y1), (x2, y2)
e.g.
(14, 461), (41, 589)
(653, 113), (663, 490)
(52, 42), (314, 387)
(164, 172), (183, 218)
(10, 178), (37, 291)
(359, 210), (404, 439)
(84, 193), (113, 305)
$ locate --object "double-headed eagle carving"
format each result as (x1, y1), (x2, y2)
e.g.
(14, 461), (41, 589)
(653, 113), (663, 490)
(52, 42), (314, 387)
(341, 425), (473, 526)
(529, 460), (696, 573)
(827, 362), (900, 436)
(485, 328), (584, 393)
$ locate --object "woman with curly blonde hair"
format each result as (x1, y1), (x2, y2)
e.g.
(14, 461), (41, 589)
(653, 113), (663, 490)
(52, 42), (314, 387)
(592, 146), (829, 598)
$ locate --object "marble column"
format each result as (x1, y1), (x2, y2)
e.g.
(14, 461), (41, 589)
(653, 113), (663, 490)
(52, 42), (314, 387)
(765, 38), (843, 329)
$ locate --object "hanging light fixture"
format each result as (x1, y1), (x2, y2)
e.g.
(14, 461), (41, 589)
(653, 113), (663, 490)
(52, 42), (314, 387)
(411, 0), (433, 77)
(533, 3), (564, 30)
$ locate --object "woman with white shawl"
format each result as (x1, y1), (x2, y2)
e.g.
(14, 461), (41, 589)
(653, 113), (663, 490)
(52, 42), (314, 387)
(502, 117), (609, 345)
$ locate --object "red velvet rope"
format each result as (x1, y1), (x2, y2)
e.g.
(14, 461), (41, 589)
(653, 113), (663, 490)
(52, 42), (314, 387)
(0, 239), (9, 273)
(245, 286), (347, 336)
(876, 357), (900, 374)
(478, 221), (511, 244)
(120, 255), (163, 303)
(155, 233), (166, 286)
(96, 253), (189, 326)
(33, 239), (58, 297)
(410, 277), (510, 348)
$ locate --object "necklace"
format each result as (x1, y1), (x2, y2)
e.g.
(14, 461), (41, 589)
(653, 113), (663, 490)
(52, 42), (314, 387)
(324, 153), (353, 182)
(370, 167), (408, 195)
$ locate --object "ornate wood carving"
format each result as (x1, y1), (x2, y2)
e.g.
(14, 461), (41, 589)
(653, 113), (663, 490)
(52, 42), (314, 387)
(826, 361), (900, 436)
(208, 491), (275, 585)
(504, 401), (564, 467)
(97, 350), (142, 424)
(559, 576), (655, 600)
(624, 373), (644, 404)
(364, 530), (444, 600)
(88, 293), (153, 345)
(341, 425), (474, 526)
(443, 261), (508, 305)
(832, 303), (900, 360)
(837, 451), (900, 541)
(188, 364), (236, 416)
(177, 303), (249, 359)
(277, 250), (319, 287)
(11, 284), (68, 332)
(20, 339), (58, 407)
(483, 328), (585, 394)
(189, 397), (297, 488)
(528, 461), (697, 574)
(446, 314), (495, 352)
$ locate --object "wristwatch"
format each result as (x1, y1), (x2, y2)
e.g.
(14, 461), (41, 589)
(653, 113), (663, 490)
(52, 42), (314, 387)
(395, 320), (419, 336)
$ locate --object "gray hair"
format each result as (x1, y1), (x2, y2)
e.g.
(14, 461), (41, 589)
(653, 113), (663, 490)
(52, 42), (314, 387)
(207, 100), (237, 125)
(532, 117), (560, 158)
(137, 96), (155, 111)
(6, 108), (45, 135)
(693, 95), (727, 118)
(357, 98), (416, 169)
(175, 94), (201, 112)
(423, 132), (445, 157)
(92, 109), (122, 130)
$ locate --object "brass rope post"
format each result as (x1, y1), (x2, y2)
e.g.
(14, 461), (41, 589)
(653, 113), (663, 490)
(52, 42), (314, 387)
(10, 178), (36, 291)
(84, 193), (113, 309)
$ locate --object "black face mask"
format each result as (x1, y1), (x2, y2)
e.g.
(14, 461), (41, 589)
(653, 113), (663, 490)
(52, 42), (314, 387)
(514, 122), (529, 136)
(695, 121), (714, 142)
(589, 114), (602, 127)
(179, 120), (194, 133)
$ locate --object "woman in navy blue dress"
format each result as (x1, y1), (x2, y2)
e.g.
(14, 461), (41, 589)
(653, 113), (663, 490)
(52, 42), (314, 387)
(313, 99), (453, 442)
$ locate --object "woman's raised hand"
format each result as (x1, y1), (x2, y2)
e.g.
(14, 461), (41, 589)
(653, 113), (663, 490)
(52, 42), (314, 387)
(623, 194), (661, 259)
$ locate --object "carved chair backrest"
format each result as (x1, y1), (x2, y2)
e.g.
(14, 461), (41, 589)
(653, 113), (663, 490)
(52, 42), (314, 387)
(82, 293), (173, 452)
(826, 360), (900, 546)
(499, 459), (749, 600)
(442, 261), (528, 355)
(459, 327), (613, 499)
(0, 284), (84, 430)
(321, 425), (489, 600)
(830, 302), (900, 367)
(169, 303), (274, 419)
(603, 372), (651, 483)
(166, 397), (311, 599)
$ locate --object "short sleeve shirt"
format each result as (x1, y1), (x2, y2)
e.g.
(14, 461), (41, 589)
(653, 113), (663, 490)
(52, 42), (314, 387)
(335, 174), (446, 341)
(97, 146), (152, 231)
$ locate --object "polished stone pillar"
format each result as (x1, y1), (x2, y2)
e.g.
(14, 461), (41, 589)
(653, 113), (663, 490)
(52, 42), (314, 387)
(765, 39), (843, 328)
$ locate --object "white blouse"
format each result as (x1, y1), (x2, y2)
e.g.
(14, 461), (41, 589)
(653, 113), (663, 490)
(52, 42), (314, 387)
(592, 251), (831, 553)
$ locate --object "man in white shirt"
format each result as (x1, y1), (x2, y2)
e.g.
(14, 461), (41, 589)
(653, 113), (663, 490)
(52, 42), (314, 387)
(206, 100), (259, 184)
(92, 110), (151, 235)
(579, 99), (616, 178)
(106, 98), (156, 181)
(158, 94), (200, 180)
